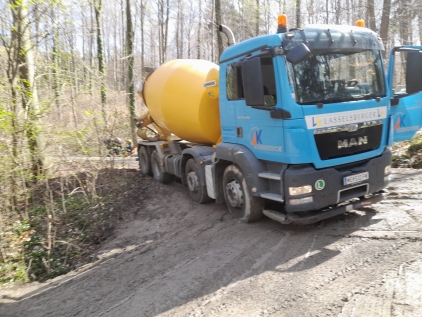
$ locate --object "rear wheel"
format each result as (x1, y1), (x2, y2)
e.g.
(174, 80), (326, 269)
(139, 146), (152, 176)
(185, 159), (211, 204)
(223, 165), (264, 222)
(151, 150), (172, 183)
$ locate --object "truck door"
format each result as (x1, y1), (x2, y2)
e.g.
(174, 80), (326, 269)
(236, 54), (285, 162)
(388, 46), (422, 142)
(221, 53), (284, 161)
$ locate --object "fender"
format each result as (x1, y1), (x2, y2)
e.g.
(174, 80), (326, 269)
(215, 143), (269, 195)
(181, 146), (215, 186)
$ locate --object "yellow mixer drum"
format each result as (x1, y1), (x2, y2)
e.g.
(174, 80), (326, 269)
(142, 59), (221, 145)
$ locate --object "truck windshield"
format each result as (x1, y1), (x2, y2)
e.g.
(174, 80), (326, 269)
(286, 49), (386, 105)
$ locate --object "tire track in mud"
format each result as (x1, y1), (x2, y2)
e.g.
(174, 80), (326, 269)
(172, 217), (422, 317)
(338, 258), (422, 317)
(96, 218), (292, 316)
(142, 192), (422, 317)
(268, 239), (409, 316)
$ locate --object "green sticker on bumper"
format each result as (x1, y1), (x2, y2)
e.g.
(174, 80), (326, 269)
(315, 179), (325, 190)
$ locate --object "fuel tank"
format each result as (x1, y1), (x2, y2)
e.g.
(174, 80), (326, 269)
(142, 59), (221, 144)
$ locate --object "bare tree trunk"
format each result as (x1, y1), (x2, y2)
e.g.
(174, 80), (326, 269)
(197, 0), (202, 59)
(9, 0), (44, 181)
(81, 9), (88, 91)
(346, 0), (351, 25)
(68, 23), (78, 128)
(326, 0), (329, 24)
(51, 5), (61, 119)
(419, 12), (422, 48)
(157, 0), (169, 64)
(334, 0), (340, 24)
(141, 0), (145, 74)
(211, 0), (214, 62)
(158, 0), (163, 63)
(176, 0), (181, 59)
(89, 6), (94, 95)
(367, 0), (376, 31)
(94, 0), (107, 124)
(164, 0), (169, 62)
(180, 2), (184, 58)
(296, 0), (301, 27)
(309, 0), (314, 24)
(255, 0), (259, 36)
(121, 0), (126, 90)
(126, 0), (137, 143)
(4, 23), (20, 208)
(187, 4), (192, 59)
(215, 0), (223, 58)
(113, 1), (118, 90)
(398, 0), (412, 45)
(379, 0), (391, 59)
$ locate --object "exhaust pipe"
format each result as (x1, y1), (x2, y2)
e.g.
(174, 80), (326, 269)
(219, 24), (236, 46)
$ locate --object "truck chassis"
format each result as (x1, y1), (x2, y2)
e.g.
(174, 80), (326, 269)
(138, 141), (387, 225)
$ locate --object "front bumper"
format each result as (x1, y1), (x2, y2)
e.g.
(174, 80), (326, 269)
(263, 192), (384, 225)
(283, 148), (391, 213)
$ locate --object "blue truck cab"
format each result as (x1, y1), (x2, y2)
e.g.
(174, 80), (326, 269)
(214, 19), (422, 224)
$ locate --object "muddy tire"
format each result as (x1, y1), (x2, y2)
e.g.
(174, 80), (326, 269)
(151, 150), (172, 184)
(139, 146), (152, 176)
(185, 159), (211, 204)
(222, 164), (264, 222)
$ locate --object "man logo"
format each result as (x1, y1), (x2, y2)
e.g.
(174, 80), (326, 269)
(338, 136), (368, 149)
(347, 124), (359, 132)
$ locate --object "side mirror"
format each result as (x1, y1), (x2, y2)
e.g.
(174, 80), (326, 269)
(242, 57), (264, 106)
(286, 43), (311, 65)
(406, 51), (422, 94)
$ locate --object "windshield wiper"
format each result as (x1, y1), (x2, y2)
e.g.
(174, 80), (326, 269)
(361, 93), (378, 100)
(352, 93), (383, 101)
(299, 91), (383, 105)
(300, 96), (354, 105)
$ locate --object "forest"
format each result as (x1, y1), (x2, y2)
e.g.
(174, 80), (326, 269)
(0, 0), (421, 284)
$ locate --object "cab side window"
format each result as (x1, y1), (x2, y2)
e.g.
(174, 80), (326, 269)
(261, 57), (277, 106)
(226, 57), (277, 106)
(226, 64), (244, 100)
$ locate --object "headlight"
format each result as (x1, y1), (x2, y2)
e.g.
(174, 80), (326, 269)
(384, 165), (391, 175)
(289, 196), (313, 205)
(289, 185), (312, 196)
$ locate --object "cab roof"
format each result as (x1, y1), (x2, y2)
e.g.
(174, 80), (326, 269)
(220, 24), (383, 63)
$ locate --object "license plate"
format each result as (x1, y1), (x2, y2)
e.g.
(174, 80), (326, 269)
(343, 172), (369, 185)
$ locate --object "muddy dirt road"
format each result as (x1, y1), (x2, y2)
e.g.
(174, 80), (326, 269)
(1, 168), (422, 317)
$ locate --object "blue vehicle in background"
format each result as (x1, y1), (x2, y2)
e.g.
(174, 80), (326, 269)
(137, 15), (422, 225)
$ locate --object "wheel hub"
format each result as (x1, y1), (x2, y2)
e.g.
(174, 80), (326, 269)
(226, 180), (243, 208)
(187, 171), (199, 192)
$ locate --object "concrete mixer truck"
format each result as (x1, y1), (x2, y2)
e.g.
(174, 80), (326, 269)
(136, 15), (422, 225)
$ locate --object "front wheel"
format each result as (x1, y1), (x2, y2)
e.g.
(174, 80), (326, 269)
(151, 150), (172, 184)
(223, 165), (264, 222)
(185, 159), (211, 204)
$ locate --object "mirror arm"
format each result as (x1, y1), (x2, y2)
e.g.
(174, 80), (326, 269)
(390, 97), (400, 106)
